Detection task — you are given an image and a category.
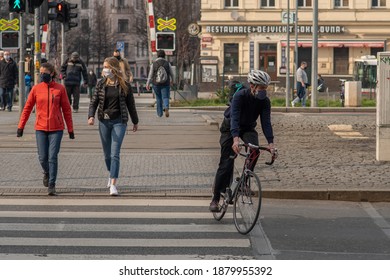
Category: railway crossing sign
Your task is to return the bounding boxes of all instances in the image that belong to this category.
[157,18,176,31]
[0,18,20,31]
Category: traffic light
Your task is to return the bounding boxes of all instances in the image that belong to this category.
[56,1,67,23]
[8,0,26,13]
[156,32,175,51]
[65,3,78,30]
[28,0,44,13]
[47,0,59,21]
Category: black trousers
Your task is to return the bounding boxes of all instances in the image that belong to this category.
[66,85,81,110]
[212,118,259,200]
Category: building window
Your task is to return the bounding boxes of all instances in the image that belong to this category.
[334,0,349,7]
[118,0,125,8]
[136,42,140,57]
[124,42,129,58]
[225,0,239,8]
[224,43,239,73]
[298,0,312,7]
[81,19,89,33]
[142,42,146,57]
[118,19,129,33]
[372,0,386,7]
[81,0,89,9]
[261,0,275,7]
[334,47,349,75]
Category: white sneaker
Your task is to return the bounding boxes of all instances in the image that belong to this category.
[109,185,119,196]
[291,101,295,107]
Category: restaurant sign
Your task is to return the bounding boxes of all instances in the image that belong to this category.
[205,25,345,34]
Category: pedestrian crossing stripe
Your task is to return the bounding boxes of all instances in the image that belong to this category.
[0,238,250,248]
[0,198,257,260]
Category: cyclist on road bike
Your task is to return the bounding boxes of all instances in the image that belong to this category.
[209,70,276,212]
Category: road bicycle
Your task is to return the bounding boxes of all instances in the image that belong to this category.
[213,143,277,235]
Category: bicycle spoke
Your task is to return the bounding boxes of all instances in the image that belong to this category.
[233,171,262,235]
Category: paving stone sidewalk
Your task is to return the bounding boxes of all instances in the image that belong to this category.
[0,95,389,201]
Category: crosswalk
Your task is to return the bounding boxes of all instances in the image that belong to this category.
[0,198,259,260]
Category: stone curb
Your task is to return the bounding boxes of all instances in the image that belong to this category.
[1,189,389,202]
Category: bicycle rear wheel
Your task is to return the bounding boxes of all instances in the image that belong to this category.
[212,192,229,221]
[233,171,262,234]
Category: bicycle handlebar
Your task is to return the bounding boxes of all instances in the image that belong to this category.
[230,143,278,165]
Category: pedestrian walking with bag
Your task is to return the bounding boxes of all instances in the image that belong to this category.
[88,57,139,196]
[146,50,175,118]
[17,62,74,196]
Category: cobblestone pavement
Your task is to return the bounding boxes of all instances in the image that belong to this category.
[0,95,389,201]
[200,109,390,201]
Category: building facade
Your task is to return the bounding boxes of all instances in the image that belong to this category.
[198,0,389,91]
[74,0,149,77]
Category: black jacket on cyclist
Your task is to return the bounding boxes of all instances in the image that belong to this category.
[226,88,274,144]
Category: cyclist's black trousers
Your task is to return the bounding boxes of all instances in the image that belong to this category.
[212,118,259,200]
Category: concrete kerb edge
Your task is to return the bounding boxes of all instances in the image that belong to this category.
[1,189,390,202]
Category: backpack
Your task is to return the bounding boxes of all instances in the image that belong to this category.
[153,60,169,85]
[228,81,244,104]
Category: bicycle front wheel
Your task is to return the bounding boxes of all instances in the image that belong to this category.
[233,171,262,235]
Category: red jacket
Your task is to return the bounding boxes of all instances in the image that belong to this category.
[18,81,74,132]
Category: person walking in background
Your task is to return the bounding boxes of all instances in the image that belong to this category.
[17,62,74,196]
[87,69,97,100]
[209,70,276,212]
[113,49,133,83]
[291,61,308,107]
[146,50,175,118]
[0,51,18,112]
[61,52,88,113]
[25,72,32,101]
[88,57,139,196]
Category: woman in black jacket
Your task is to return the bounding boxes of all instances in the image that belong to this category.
[88,57,139,196]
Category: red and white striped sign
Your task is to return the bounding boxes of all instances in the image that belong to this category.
[147,0,156,53]
[41,24,48,55]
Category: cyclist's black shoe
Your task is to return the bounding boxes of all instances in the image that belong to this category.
[209,200,220,212]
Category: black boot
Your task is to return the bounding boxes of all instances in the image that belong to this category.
[48,184,56,196]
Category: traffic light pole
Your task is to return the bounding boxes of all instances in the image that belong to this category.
[61,22,66,84]
[34,7,41,85]
[18,11,26,114]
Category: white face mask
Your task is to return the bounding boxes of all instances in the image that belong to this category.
[4,55,10,61]
[102,68,114,79]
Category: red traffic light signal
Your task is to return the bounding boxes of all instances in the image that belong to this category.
[56,1,67,23]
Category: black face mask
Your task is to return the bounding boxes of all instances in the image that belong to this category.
[114,55,121,60]
[40,73,52,83]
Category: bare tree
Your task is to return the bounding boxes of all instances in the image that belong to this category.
[153,0,200,84]
[89,0,112,72]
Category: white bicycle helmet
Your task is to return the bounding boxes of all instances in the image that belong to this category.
[247,70,271,86]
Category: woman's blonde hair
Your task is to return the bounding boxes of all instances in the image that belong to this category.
[104,56,128,93]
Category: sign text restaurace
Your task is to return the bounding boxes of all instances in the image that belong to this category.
[205,25,345,34]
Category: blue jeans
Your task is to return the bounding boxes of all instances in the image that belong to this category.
[25,85,32,102]
[36,130,64,186]
[0,87,13,110]
[99,118,127,179]
[292,82,306,107]
[153,85,170,117]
